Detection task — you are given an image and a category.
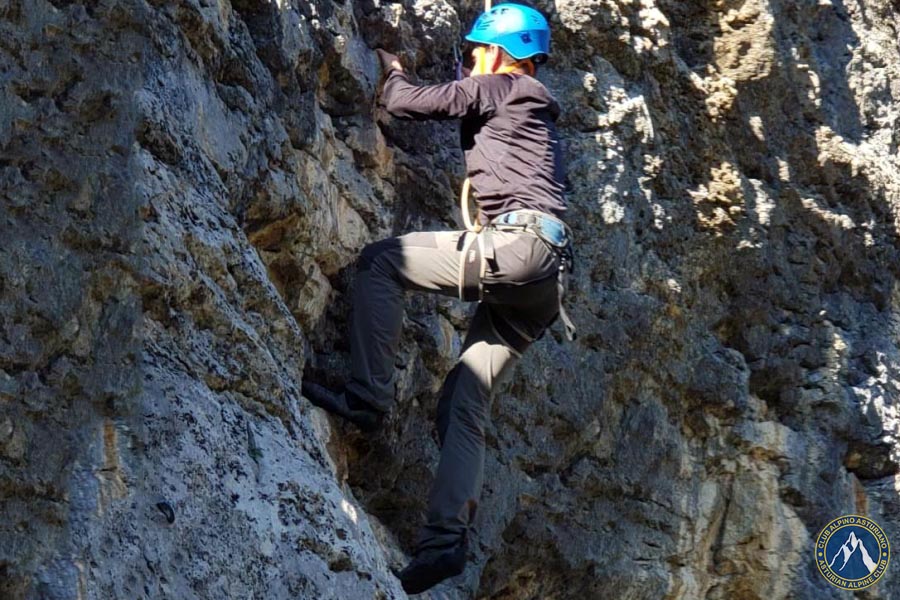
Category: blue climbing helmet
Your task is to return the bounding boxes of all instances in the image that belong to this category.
[464,3,551,64]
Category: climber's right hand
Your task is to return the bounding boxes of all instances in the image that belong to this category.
[375,49,403,74]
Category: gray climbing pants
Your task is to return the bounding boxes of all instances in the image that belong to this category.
[345,228,561,551]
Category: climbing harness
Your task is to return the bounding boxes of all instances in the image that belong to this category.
[456,209,577,344]
[490,209,576,342]
[457,227,489,302]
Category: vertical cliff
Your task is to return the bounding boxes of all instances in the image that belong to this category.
[1,1,899,598]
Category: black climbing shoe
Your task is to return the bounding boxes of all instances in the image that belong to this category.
[397,538,467,595]
[301,381,383,432]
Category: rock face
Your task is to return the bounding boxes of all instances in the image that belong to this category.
[1,0,899,598]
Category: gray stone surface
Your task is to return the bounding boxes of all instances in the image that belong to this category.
[1,0,899,598]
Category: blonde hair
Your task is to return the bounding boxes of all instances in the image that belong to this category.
[498,47,536,75]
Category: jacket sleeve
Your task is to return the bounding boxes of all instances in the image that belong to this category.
[380,70,487,121]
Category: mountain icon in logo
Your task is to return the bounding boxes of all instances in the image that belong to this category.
[828,531,878,575]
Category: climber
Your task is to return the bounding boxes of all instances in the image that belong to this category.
[301,3,573,594]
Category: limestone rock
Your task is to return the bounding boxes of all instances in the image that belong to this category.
[1,1,899,599]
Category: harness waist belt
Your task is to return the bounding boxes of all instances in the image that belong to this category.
[490,209,571,247]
